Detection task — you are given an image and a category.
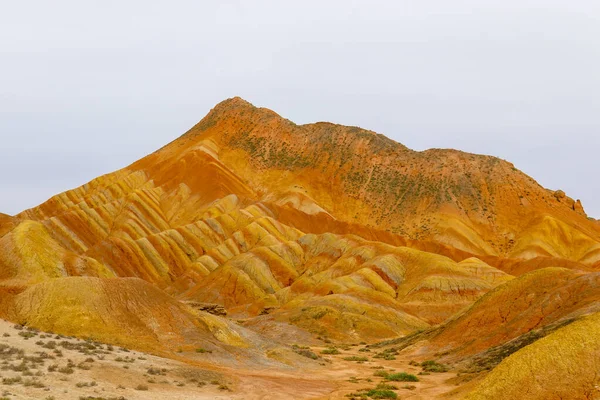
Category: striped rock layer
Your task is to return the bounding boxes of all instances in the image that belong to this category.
[1,98,599,395]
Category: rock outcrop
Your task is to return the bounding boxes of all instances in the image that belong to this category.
[1,98,598,398]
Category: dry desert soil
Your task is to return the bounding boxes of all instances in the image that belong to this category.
[0,318,471,400]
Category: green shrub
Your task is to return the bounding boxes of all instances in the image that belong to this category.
[376,383,398,390]
[294,348,319,360]
[366,389,397,399]
[58,366,74,374]
[386,372,419,382]
[18,331,37,339]
[321,348,341,355]
[195,348,212,354]
[343,356,368,362]
[2,376,22,385]
[345,387,398,399]
[421,360,449,372]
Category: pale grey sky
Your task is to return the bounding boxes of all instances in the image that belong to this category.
[1,1,599,217]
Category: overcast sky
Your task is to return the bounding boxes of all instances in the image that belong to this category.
[1,1,598,217]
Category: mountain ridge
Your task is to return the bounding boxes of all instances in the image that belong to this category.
[1,97,599,399]
[130,97,598,256]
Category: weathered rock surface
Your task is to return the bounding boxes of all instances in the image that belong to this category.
[1,98,598,398]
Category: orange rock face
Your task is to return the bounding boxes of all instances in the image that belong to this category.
[425,268,600,358]
[1,98,599,398]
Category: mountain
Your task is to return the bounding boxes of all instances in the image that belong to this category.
[1,97,599,399]
[465,310,600,400]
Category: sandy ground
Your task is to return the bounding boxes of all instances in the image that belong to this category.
[0,318,242,399]
[0,318,468,399]
[308,345,464,400]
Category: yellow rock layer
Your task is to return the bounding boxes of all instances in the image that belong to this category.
[465,311,600,400]
[1,97,598,352]
[4,276,249,353]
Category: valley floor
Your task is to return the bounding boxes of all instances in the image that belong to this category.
[0,318,472,400]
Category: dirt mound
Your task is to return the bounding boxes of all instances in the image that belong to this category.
[426,267,600,359]
[465,311,600,400]
[3,276,254,355]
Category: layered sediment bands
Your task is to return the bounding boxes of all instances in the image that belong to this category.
[0,220,113,287]
[3,277,253,354]
[488,255,594,276]
[182,233,512,339]
[423,267,600,359]
[83,199,303,288]
[508,215,600,263]
[0,213,17,237]
[150,97,600,257]
[465,311,600,400]
[1,97,599,391]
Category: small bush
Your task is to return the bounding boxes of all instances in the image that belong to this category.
[195,348,212,354]
[75,381,97,388]
[147,367,166,376]
[421,360,449,373]
[58,366,74,374]
[18,331,36,340]
[294,348,319,360]
[376,383,398,390]
[42,341,57,350]
[374,348,398,360]
[23,379,46,389]
[346,387,398,399]
[135,384,149,391]
[343,356,368,362]
[2,376,22,385]
[321,348,340,355]
[386,372,419,382]
[366,389,397,399]
[77,362,92,370]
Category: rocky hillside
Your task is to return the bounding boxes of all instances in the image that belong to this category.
[1,98,599,399]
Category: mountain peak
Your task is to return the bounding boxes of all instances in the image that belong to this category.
[3,98,600,400]
[214,96,255,109]
[142,99,599,257]
[184,97,284,135]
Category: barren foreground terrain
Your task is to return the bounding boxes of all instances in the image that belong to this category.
[0,318,476,400]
